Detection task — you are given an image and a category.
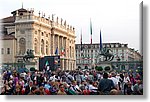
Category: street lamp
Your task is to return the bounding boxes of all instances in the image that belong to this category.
[116,56,121,72]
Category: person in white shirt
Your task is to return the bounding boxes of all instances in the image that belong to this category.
[88,81,98,93]
[109,72,119,90]
[49,73,57,82]
[123,72,130,94]
[70,81,82,94]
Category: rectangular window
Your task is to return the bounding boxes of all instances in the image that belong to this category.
[42,32,44,36]
[1,48,4,54]
[35,31,37,34]
[7,48,10,54]
[46,34,48,37]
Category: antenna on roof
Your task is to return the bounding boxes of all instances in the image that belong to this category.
[22,2,24,8]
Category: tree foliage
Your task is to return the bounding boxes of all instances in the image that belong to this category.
[95,66,103,71]
[104,66,110,71]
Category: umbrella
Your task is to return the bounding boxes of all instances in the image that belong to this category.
[30,67,35,71]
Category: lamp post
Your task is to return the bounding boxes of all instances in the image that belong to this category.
[116,56,121,72]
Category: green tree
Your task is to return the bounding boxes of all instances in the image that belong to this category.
[95,66,98,70]
[95,66,103,71]
[30,67,35,71]
[104,66,110,71]
[98,66,103,71]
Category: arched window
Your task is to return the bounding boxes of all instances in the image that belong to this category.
[46,41,49,55]
[34,38,38,54]
[41,39,44,55]
[19,38,26,55]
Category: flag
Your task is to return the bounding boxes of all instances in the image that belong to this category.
[45,60,49,69]
[80,29,83,56]
[55,47,58,55]
[90,18,92,44]
[54,60,58,64]
[100,29,103,51]
[61,47,65,56]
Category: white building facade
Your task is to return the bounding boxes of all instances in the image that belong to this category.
[75,43,142,71]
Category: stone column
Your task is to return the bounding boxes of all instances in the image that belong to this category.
[44,38,46,56]
[62,60,64,70]
[68,39,70,58]
[50,34,53,55]
[57,35,59,55]
[52,34,55,55]
[64,59,66,71]
[69,62,71,71]
[67,38,69,70]
[70,62,72,70]
[65,60,68,70]
[53,34,55,55]
[54,35,58,55]
[38,30,41,56]
[73,40,76,70]
[61,37,64,70]
[64,37,67,57]
[61,37,63,56]
[60,37,62,51]
[63,38,66,70]
[67,60,69,70]
[59,36,62,55]
[49,33,51,56]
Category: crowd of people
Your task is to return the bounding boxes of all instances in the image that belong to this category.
[0,67,143,95]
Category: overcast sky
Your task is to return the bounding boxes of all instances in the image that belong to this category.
[0,0,142,53]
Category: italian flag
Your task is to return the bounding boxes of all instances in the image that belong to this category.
[61,47,65,56]
[45,60,49,68]
[54,60,58,64]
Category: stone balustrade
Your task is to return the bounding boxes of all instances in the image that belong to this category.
[15,9,75,34]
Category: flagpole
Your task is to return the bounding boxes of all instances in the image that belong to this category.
[81,29,83,52]
[100,29,103,51]
[80,29,84,69]
[55,47,58,55]
[90,18,94,69]
[99,29,103,62]
[90,18,92,44]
